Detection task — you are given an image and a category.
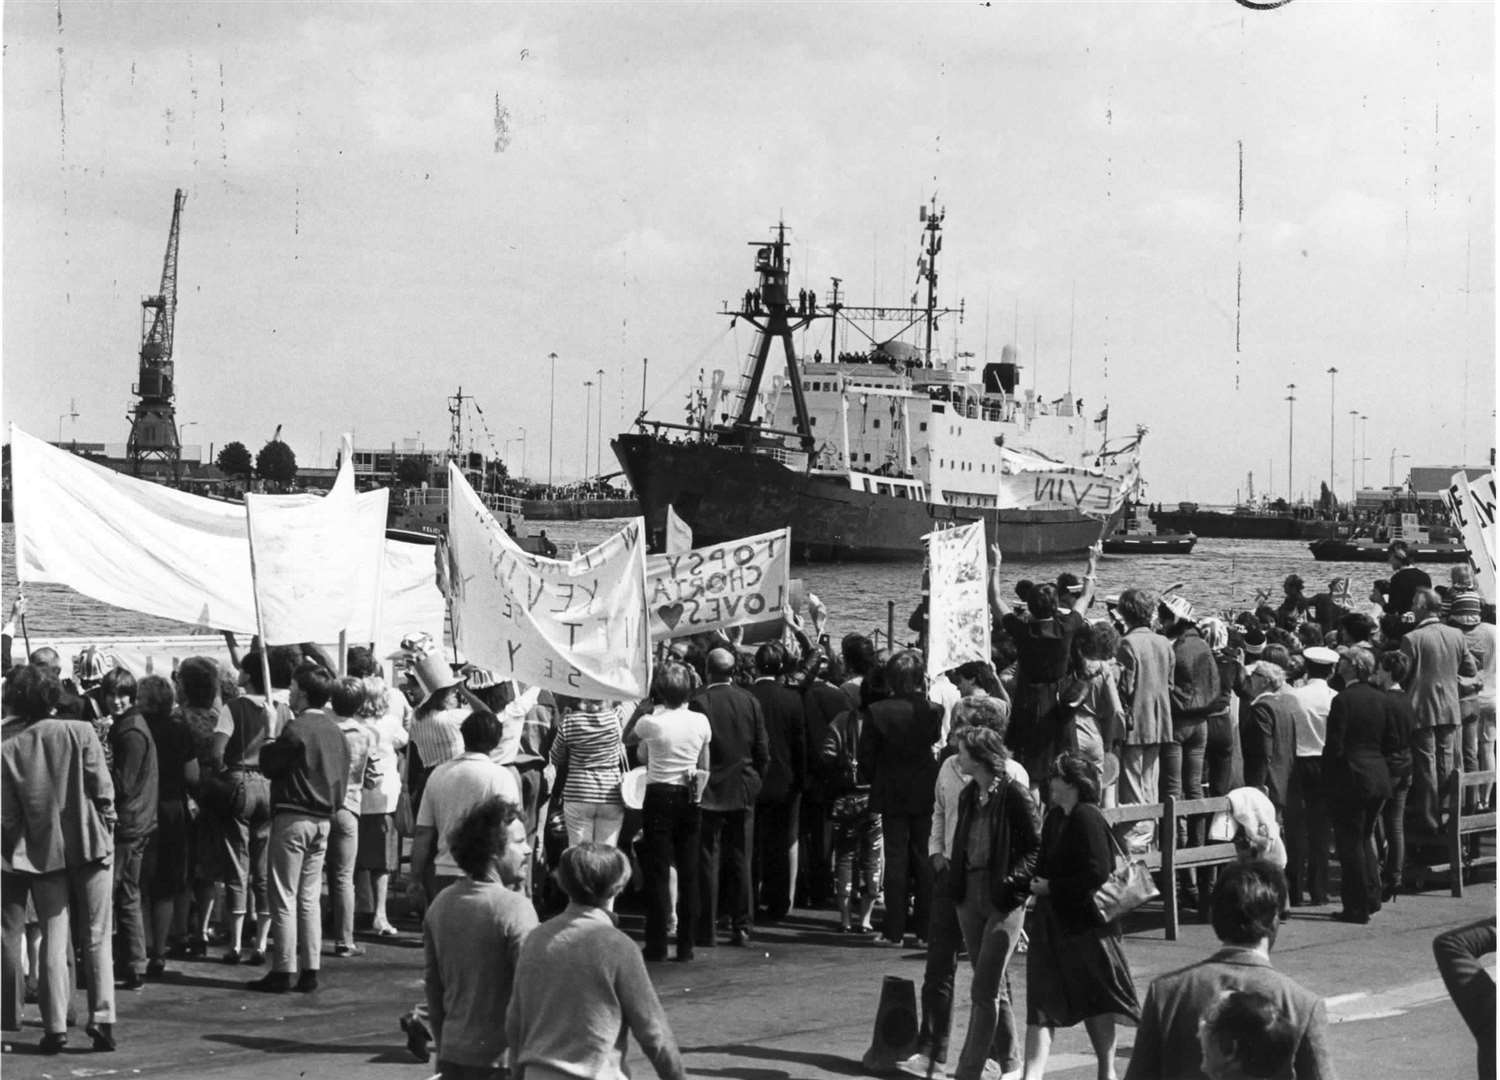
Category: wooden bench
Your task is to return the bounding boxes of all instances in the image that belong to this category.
[1443,768,1496,897]
[1102,795,1240,940]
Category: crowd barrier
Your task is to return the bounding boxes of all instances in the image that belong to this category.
[1429,768,1497,898]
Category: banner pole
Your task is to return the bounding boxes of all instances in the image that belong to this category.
[245,504,279,737]
[337,630,347,676]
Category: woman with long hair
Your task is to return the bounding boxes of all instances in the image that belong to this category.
[1022,752,1140,1079]
[549,696,627,847]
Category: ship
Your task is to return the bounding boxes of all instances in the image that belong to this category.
[1102,501,1197,555]
[612,204,1132,562]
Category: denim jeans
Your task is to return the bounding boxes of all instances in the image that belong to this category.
[1204,710,1242,796]
[562,801,626,847]
[223,770,272,915]
[31,863,114,1033]
[325,807,359,948]
[954,876,1025,1079]
[698,808,752,939]
[880,812,934,943]
[1286,758,1332,903]
[1380,775,1411,891]
[642,784,700,958]
[268,812,330,974]
[1,872,29,1031]
[919,866,962,1061]
[112,834,150,975]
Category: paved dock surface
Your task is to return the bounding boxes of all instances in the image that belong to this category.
[2,879,1492,1079]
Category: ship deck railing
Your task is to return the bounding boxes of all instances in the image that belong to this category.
[404,487,523,516]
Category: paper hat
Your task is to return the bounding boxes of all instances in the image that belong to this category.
[1242,628,1267,655]
[1159,594,1193,623]
[411,652,462,709]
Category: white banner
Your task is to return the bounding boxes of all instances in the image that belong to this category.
[665,504,693,555]
[446,464,651,699]
[646,528,791,641]
[997,446,1126,516]
[246,439,386,645]
[10,426,441,649]
[925,520,991,678]
[1443,470,1497,602]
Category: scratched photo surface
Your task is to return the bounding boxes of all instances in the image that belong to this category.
[1,3,1490,507]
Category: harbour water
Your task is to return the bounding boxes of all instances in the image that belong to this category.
[2,522,1467,646]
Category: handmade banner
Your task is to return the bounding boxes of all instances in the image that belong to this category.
[665,504,693,555]
[1443,470,1497,601]
[924,520,991,678]
[645,528,791,641]
[10,426,441,647]
[446,463,651,699]
[246,438,387,645]
[997,446,1127,517]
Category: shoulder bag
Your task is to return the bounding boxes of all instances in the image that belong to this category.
[1092,822,1159,923]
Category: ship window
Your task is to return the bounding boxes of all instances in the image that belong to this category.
[810,416,817,425]
[863,453,871,462]
[919,422,927,432]
[873,419,881,429]
[877,483,892,496]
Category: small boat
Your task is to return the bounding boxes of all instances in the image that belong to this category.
[1102,502,1196,555]
[1103,531,1197,555]
[1308,511,1468,563]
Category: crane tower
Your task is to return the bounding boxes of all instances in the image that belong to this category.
[126,188,186,478]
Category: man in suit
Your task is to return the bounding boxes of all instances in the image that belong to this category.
[1401,587,1481,832]
[1115,588,1174,850]
[747,643,806,923]
[690,648,769,946]
[1322,646,1395,924]
[1125,860,1334,1080]
[1240,661,1298,815]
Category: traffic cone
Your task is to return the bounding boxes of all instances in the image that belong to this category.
[860,974,920,1073]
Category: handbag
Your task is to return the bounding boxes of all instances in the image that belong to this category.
[1092,825,1159,923]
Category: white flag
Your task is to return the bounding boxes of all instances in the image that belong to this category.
[646,528,791,641]
[925,521,991,678]
[245,436,386,645]
[997,446,1126,517]
[1443,471,1497,602]
[665,504,694,555]
[446,464,651,699]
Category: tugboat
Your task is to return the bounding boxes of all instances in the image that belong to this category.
[1103,501,1197,555]
[1308,511,1468,563]
[612,203,1133,561]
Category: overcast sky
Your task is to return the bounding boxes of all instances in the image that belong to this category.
[4,1,1493,503]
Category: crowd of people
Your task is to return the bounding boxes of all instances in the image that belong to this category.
[0,531,1494,1079]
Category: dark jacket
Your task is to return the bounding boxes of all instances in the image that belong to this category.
[1242,691,1298,808]
[749,678,806,804]
[1168,628,1220,723]
[801,679,850,800]
[819,707,871,794]
[1322,681,1395,803]
[1036,801,1115,933]
[260,708,350,819]
[109,710,159,840]
[1381,688,1417,784]
[690,682,769,812]
[948,776,1041,911]
[861,695,941,817]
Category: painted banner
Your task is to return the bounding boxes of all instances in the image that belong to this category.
[1443,470,1497,602]
[665,504,693,555]
[10,426,441,649]
[645,528,791,641]
[925,520,991,678]
[996,446,1127,516]
[246,438,387,644]
[446,463,651,699]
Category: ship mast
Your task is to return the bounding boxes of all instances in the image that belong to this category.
[920,199,942,367]
[725,223,820,453]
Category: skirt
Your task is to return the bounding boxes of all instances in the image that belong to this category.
[1025,896,1140,1028]
[146,799,192,897]
[357,813,401,872]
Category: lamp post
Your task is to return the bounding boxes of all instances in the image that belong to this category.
[1359,415,1368,489]
[583,379,595,481]
[1389,449,1411,488]
[518,426,526,479]
[1356,408,1368,507]
[1326,366,1338,506]
[1285,383,1297,502]
[179,420,199,464]
[596,367,606,476]
[547,352,558,491]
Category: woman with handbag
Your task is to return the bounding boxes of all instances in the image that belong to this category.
[1022,751,1140,1080]
[946,724,1041,1080]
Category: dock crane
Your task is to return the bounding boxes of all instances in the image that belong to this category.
[126,188,186,479]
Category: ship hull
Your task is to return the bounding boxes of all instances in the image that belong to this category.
[1103,533,1197,555]
[1309,538,1469,563]
[613,433,1117,562]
